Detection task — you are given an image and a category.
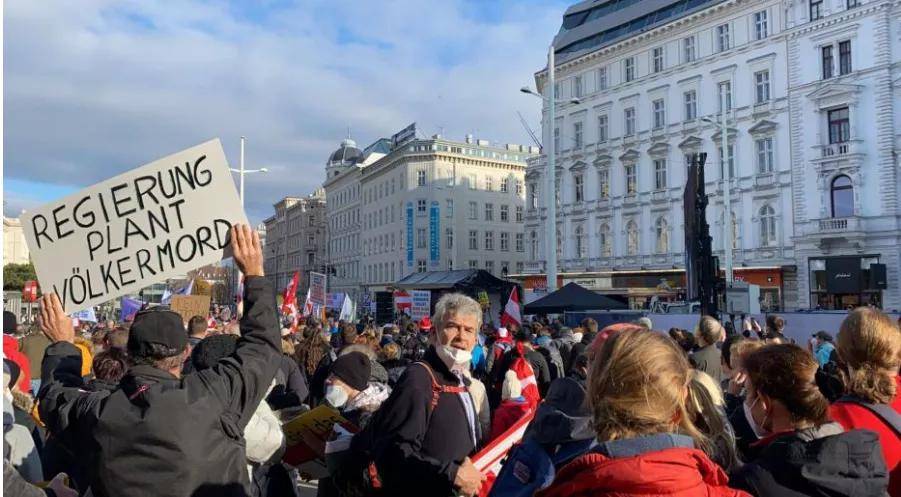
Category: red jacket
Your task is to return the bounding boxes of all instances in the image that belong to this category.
[829,375,901,496]
[3,334,32,393]
[536,447,751,497]
[489,398,530,441]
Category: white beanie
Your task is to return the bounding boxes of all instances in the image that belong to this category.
[497,327,509,338]
[501,370,522,400]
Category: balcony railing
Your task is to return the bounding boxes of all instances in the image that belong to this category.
[821,142,850,158]
[819,218,847,231]
[524,261,545,274]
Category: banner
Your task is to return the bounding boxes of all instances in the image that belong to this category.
[21,139,248,313]
[472,409,536,497]
[394,290,412,316]
[169,295,212,323]
[119,297,143,322]
[406,202,414,268]
[72,307,97,322]
[309,272,326,306]
[410,290,431,322]
[429,200,440,268]
[326,292,345,310]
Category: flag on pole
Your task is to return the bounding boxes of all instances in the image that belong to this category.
[162,279,194,304]
[281,272,300,320]
[339,295,355,322]
[302,288,314,317]
[500,287,522,328]
[471,408,536,497]
[120,297,143,322]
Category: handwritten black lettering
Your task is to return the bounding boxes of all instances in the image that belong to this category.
[72,196,96,229]
[110,183,136,217]
[193,155,211,187]
[31,214,52,249]
[133,175,159,210]
[52,204,74,240]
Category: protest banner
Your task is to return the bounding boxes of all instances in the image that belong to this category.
[119,297,143,321]
[326,292,345,310]
[21,139,248,313]
[282,405,358,478]
[410,290,431,321]
[169,295,212,323]
[472,408,536,497]
[309,272,326,307]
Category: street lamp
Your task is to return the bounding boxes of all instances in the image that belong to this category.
[230,136,269,207]
[701,95,733,285]
[519,46,581,293]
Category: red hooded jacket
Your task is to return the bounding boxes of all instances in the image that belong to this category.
[3,334,32,392]
[536,447,751,497]
[829,375,901,496]
[489,398,531,441]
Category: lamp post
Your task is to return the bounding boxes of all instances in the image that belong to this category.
[702,90,734,285]
[520,45,580,293]
[230,136,269,207]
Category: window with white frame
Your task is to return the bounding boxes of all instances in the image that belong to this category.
[484,231,494,251]
[500,232,509,252]
[839,40,852,75]
[529,231,538,259]
[573,174,584,202]
[417,169,426,186]
[597,67,608,90]
[718,144,736,178]
[599,168,610,199]
[516,233,524,252]
[822,45,834,79]
[573,75,583,98]
[484,260,494,273]
[511,205,521,222]
[652,47,664,73]
[515,179,523,195]
[484,203,494,222]
[810,0,823,20]
[684,90,697,120]
[597,114,609,142]
[573,121,583,148]
[500,178,508,193]
[717,81,733,112]
[599,224,612,257]
[500,204,509,222]
[485,176,494,191]
[683,36,696,63]
[446,199,453,217]
[575,225,586,259]
[847,0,860,7]
[624,57,635,82]
[468,230,478,250]
[417,260,426,273]
[416,228,426,249]
[626,220,639,255]
[556,229,563,257]
[656,217,669,253]
[625,164,637,194]
[828,107,850,144]
[756,137,774,173]
[468,260,478,269]
[652,99,666,129]
[529,183,539,209]
[468,173,477,189]
[754,10,768,40]
[716,24,731,52]
[654,159,667,190]
[755,70,771,104]
[468,201,477,220]
[624,107,636,136]
[759,205,777,246]
[446,228,453,249]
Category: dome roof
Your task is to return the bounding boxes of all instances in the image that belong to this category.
[328,138,363,166]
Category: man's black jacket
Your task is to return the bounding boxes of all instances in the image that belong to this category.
[38,276,281,497]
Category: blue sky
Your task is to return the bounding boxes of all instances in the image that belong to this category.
[4,0,570,223]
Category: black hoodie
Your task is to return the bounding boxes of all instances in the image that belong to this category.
[568,331,597,365]
[730,423,889,497]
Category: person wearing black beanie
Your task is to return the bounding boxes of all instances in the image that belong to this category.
[326,352,371,407]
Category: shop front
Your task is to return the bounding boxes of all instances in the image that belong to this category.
[808,255,884,310]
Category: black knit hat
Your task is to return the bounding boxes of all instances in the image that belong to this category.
[191,334,239,371]
[3,311,17,334]
[128,308,189,357]
[330,352,370,391]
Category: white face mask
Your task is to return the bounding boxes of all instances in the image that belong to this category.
[325,384,349,408]
[743,395,769,439]
[436,344,472,369]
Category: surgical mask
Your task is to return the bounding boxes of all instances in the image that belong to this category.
[325,384,349,408]
[436,344,472,369]
[743,395,769,439]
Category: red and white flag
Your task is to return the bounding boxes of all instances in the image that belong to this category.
[500,287,522,328]
[282,272,300,316]
[394,290,412,315]
[302,288,314,317]
[472,408,536,497]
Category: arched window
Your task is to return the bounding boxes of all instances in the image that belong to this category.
[599,224,612,257]
[831,175,853,218]
[575,225,586,259]
[529,231,538,260]
[759,205,777,247]
[626,221,639,256]
[656,217,669,254]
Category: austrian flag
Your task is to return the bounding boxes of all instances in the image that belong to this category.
[501,287,522,328]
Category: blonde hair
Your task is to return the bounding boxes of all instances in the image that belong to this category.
[837,307,901,404]
[281,338,295,356]
[695,316,723,347]
[588,328,707,448]
[687,370,738,472]
[380,342,401,362]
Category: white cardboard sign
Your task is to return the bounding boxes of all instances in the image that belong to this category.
[22,139,248,313]
[410,290,431,322]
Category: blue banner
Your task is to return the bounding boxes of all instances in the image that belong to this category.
[406,202,414,268]
[429,201,440,268]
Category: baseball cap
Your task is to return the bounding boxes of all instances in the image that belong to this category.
[128,308,189,357]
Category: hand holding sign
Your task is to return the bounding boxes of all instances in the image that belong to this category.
[39,293,75,344]
[231,224,264,277]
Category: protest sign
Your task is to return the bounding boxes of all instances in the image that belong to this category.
[309,272,326,306]
[282,405,358,478]
[119,297,143,321]
[169,295,212,323]
[472,408,536,497]
[22,139,248,313]
[326,292,345,310]
[410,290,431,321]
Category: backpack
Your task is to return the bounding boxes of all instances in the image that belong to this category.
[332,361,468,497]
[488,436,592,497]
[539,345,565,382]
[836,395,901,436]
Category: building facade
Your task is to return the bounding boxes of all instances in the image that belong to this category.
[262,190,328,297]
[323,128,537,301]
[3,217,30,266]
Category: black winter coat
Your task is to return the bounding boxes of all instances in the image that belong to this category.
[568,331,597,365]
[354,347,477,497]
[730,424,889,497]
[38,276,282,497]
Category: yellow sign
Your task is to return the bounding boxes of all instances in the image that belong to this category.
[169,295,211,324]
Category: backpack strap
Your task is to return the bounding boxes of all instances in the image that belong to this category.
[837,395,901,436]
[412,361,467,411]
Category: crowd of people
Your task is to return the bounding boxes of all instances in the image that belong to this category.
[2,224,900,497]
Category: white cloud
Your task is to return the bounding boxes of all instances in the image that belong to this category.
[4,0,566,221]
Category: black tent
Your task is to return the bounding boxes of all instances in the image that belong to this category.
[524,282,629,314]
[394,269,511,293]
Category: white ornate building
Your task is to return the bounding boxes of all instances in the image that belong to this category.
[262,190,328,296]
[522,0,900,311]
